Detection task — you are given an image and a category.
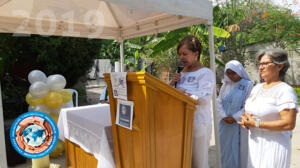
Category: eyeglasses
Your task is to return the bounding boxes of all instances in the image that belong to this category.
[258,61,274,67]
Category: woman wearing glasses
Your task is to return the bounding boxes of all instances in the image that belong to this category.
[238,49,298,168]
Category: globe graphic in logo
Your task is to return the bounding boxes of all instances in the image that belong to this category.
[10,112,58,158]
[22,124,46,147]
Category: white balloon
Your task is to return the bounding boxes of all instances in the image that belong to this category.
[29,81,49,99]
[28,70,47,84]
[33,104,51,114]
[47,74,66,91]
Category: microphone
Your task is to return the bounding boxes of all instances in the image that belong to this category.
[175,61,184,88]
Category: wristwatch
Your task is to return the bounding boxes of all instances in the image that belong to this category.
[255,119,260,128]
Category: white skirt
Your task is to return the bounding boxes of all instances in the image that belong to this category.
[247,129,291,168]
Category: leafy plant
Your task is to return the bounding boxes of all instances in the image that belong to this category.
[0,33,105,118]
[151,48,178,79]
[294,88,300,105]
[0,34,103,87]
[1,73,28,119]
[99,35,157,65]
[214,0,300,64]
[149,25,230,67]
[124,51,141,71]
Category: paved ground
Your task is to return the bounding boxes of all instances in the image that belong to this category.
[8,86,300,168]
[290,111,300,168]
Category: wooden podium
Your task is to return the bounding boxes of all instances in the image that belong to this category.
[104,72,198,168]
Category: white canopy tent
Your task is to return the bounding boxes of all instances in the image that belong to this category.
[0,0,220,167]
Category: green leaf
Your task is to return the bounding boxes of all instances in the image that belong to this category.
[139,65,149,72]
[134,51,139,58]
[149,28,189,57]
[126,42,142,49]
[202,26,230,38]
[212,26,230,38]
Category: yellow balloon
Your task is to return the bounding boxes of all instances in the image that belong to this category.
[25,93,44,106]
[49,114,59,123]
[59,89,72,103]
[50,140,65,158]
[44,91,63,108]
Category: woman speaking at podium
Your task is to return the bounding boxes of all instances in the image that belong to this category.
[170,35,214,168]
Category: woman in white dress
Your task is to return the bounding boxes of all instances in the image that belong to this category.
[238,49,298,168]
[170,35,214,168]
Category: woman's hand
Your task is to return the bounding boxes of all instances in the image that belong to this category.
[238,109,297,131]
[238,112,254,129]
[242,112,256,128]
[222,116,236,124]
[170,73,181,86]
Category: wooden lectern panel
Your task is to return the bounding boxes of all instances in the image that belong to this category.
[104,72,198,168]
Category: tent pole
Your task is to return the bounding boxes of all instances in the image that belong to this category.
[208,22,221,168]
[120,41,124,72]
[0,82,8,168]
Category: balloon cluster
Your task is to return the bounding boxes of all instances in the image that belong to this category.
[26,70,72,118]
[26,70,71,158]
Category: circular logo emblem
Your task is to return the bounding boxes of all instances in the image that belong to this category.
[10,111,59,159]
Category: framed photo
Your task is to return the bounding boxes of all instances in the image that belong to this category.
[116,99,134,130]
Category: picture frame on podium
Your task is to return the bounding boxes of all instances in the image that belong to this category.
[116,99,134,130]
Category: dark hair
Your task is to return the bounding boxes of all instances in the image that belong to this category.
[177,35,202,60]
[256,48,290,81]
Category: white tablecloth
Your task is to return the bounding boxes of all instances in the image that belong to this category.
[58,104,115,168]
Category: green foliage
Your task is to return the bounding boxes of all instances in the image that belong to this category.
[98,40,122,64]
[152,48,178,79]
[203,26,230,38]
[294,88,300,105]
[246,4,300,49]
[0,33,102,87]
[149,28,189,58]
[214,0,300,63]
[0,33,103,119]
[149,25,229,68]
[99,35,157,65]
[1,73,28,119]
[139,64,149,72]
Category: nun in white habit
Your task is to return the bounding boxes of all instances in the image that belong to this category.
[217,60,253,168]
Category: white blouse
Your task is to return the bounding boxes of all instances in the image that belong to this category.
[177,67,215,124]
[245,82,298,138]
[246,82,298,122]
